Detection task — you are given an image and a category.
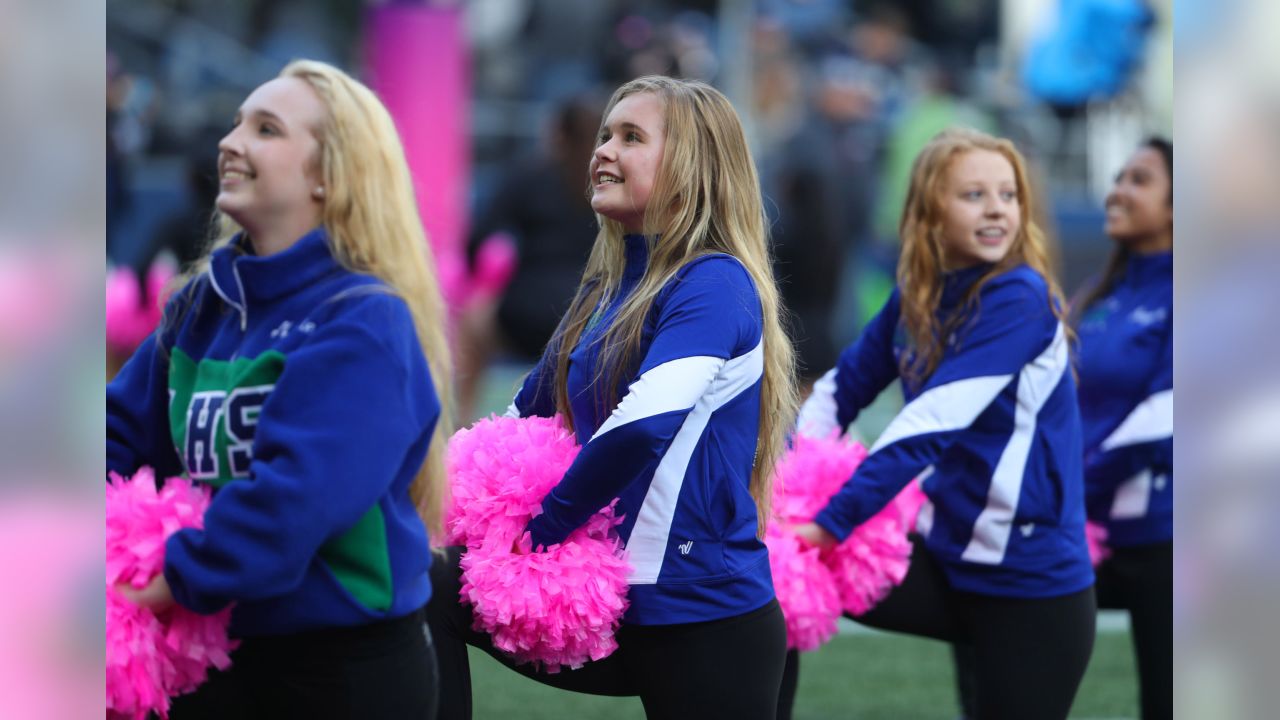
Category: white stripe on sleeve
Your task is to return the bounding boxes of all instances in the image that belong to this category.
[592,355,727,440]
[796,367,840,438]
[869,375,1014,454]
[1100,389,1173,451]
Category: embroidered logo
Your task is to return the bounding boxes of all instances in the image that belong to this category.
[1128,306,1168,327]
[678,540,694,556]
[1019,522,1035,538]
[185,385,274,480]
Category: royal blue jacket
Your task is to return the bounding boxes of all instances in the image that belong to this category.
[511,235,775,625]
[1076,250,1172,547]
[107,229,440,636]
[797,264,1094,598]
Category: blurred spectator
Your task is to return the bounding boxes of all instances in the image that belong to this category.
[106,54,132,259]
[127,124,225,280]
[455,93,605,419]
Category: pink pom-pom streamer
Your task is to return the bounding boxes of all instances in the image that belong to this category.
[446,415,631,671]
[445,414,582,549]
[1085,520,1111,567]
[106,468,236,719]
[106,262,175,354]
[468,233,518,303]
[770,433,921,636]
[765,526,842,651]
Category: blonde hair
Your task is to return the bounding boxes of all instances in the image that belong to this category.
[175,60,453,536]
[897,127,1069,390]
[547,76,798,536]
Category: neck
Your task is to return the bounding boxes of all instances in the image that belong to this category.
[244,215,322,257]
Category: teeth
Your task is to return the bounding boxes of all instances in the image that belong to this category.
[598,173,622,184]
[223,170,251,180]
[977,228,1003,237]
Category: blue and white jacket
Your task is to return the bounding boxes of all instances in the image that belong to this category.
[511,235,774,625]
[107,229,440,636]
[1076,250,1172,547]
[797,264,1094,598]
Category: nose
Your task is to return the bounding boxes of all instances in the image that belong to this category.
[593,138,616,164]
[217,126,243,159]
[1105,182,1127,207]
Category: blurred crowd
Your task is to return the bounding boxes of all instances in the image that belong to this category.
[107,0,1169,397]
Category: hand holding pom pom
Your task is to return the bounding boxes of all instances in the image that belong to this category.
[767,433,923,650]
[445,415,631,671]
[790,521,837,552]
[116,573,174,612]
[105,468,237,720]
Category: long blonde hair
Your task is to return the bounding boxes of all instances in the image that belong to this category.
[547,76,798,536]
[174,60,453,536]
[897,127,1069,390]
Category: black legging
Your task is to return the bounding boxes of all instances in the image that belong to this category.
[168,608,438,719]
[1095,541,1172,719]
[427,546,787,720]
[777,535,1096,720]
[951,540,1173,720]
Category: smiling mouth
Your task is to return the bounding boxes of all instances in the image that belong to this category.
[596,172,623,185]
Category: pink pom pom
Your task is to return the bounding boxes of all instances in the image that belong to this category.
[1085,521,1111,567]
[469,233,518,302]
[825,486,918,617]
[445,415,582,548]
[446,416,631,671]
[770,433,920,623]
[765,526,841,651]
[106,469,237,719]
[772,433,869,524]
[106,261,174,355]
[459,508,630,671]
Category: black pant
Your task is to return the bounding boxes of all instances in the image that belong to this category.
[167,608,438,720]
[778,536,1096,720]
[952,540,1173,720]
[427,546,787,720]
[1095,541,1173,720]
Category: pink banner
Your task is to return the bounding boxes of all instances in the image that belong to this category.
[364,4,470,310]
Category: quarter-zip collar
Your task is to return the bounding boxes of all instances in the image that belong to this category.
[208,227,339,328]
[940,262,995,309]
[622,233,649,285]
[1123,249,1172,286]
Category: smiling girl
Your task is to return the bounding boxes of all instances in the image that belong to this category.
[426,75,797,719]
[1074,137,1173,719]
[782,128,1096,719]
[106,61,451,718]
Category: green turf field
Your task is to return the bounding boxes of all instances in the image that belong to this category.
[466,628,1139,719]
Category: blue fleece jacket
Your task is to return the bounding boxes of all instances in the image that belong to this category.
[106,228,439,636]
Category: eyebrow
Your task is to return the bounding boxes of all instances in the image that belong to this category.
[235,108,287,126]
[604,121,649,135]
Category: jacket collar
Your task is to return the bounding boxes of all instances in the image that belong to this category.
[207,227,339,320]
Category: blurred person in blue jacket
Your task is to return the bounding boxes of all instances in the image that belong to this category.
[1075,137,1172,719]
